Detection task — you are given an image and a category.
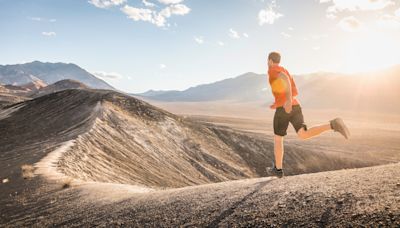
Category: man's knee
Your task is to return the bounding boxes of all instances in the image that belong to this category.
[297,127,308,140]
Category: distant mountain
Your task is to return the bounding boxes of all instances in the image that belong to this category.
[0,61,114,90]
[135,72,269,102]
[297,65,400,112]
[136,65,400,113]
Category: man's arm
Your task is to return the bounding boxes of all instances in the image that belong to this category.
[278,72,292,113]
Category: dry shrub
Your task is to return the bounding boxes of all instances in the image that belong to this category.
[62,178,73,189]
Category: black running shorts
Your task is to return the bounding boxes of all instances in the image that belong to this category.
[273,104,307,136]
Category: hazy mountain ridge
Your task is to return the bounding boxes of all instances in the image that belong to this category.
[136,65,400,113]
[135,72,268,102]
[0,61,114,90]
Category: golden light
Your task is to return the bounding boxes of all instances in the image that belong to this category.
[341,31,400,74]
[271,78,287,94]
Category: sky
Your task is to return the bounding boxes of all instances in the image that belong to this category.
[1,0,400,93]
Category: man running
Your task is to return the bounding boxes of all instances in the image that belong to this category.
[267,51,350,178]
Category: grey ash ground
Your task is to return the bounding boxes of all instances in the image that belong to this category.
[0,89,399,227]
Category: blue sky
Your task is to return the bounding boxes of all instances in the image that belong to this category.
[1,0,400,93]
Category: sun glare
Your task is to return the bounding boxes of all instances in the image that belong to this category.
[341,32,400,74]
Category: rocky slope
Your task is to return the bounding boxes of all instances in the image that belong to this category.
[0,88,398,226]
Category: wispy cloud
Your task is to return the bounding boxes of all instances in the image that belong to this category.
[42,31,56,36]
[29,17,42,21]
[242,33,249,38]
[376,14,400,29]
[312,46,321,51]
[160,64,167,69]
[89,0,127,9]
[337,16,362,32]
[92,71,123,79]
[321,0,394,18]
[158,0,183,4]
[281,32,291,38]
[28,17,56,22]
[120,3,190,27]
[304,34,328,40]
[142,0,156,7]
[194,36,204,44]
[229,28,240,39]
[160,4,190,17]
[121,6,154,23]
[217,41,225,46]
[258,0,283,25]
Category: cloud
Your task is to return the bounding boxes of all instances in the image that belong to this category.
[158,0,183,4]
[89,0,127,8]
[309,34,328,40]
[217,41,225,46]
[242,33,249,38]
[42,31,56,36]
[121,3,190,27]
[29,17,42,21]
[321,0,394,18]
[322,0,394,12]
[29,17,56,22]
[92,71,123,79]
[312,46,321,51]
[288,26,294,31]
[337,16,362,32]
[160,4,191,17]
[160,64,167,69]
[326,13,337,20]
[194,36,204,44]
[377,14,400,29]
[121,6,155,23]
[258,1,283,25]
[143,0,156,7]
[281,32,291,38]
[229,28,240,39]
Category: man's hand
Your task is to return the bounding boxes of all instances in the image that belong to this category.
[283,100,292,113]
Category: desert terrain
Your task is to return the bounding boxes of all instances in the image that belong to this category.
[0,88,399,227]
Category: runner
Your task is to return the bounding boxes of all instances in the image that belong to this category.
[267,51,350,178]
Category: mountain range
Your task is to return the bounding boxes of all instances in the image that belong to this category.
[0,61,114,90]
[135,65,400,113]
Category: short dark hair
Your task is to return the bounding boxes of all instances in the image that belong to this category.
[268,52,281,64]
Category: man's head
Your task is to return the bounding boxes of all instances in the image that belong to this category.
[268,52,281,67]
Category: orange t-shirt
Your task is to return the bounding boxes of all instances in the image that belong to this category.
[268,65,300,109]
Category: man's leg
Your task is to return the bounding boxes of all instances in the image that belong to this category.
[274,135,284,169]
[290,105,346,140]
[297,124,331,140]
